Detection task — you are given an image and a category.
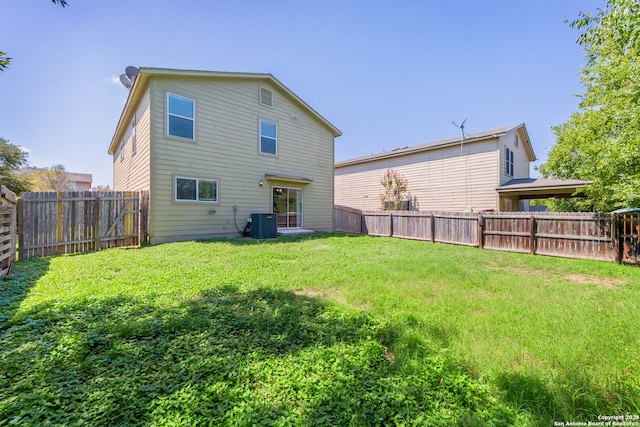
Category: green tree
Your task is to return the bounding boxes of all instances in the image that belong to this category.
[0,52,10,72]
[0,138,32,194]
[540,0,640,211]
[1,1,67,72]
[30,164,69,192]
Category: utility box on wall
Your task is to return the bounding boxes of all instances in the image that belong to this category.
[250,213,277,239]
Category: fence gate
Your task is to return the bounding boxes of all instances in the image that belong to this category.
[619,212,640,265]
[0,186,17,274]
[19,191,149,259]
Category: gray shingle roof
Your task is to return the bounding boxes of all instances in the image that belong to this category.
[336,123,527,167]
[496,178,591,191]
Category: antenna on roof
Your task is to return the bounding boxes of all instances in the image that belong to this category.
[452,118,470,211]
[452,118,469,141]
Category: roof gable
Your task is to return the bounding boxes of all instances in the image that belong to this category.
[108,67,341,154]
[335,123,536,168]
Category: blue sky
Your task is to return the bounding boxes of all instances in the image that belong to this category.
[1,0,602,187]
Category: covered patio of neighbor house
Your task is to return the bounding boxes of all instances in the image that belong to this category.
[496,178,591,211]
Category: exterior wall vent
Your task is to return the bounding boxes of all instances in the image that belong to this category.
[260,88,273,107]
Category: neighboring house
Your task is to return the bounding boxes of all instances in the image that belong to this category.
[66,173,93,191]
[108,67,341,244]
[17,169,92,191]
[335,124,587,212]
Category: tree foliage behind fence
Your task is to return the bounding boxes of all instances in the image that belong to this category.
[335,206,638,265]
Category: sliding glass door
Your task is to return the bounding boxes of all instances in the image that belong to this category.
[273,187,302,228]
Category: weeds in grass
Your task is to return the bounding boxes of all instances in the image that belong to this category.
[1,233,638,425]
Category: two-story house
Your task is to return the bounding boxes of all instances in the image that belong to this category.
[108,68,341,244]
[335,124,586,212]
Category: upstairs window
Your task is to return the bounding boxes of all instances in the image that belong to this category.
[506,147,514,176]
[260,119,277,155]
[167,93,194,139]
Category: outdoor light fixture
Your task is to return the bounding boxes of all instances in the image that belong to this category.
[259,180,264,187]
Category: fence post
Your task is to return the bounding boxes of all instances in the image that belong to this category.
[611,214,618,263]
[477,215,484,249]
[388,212,393,237]
[18,196,24,261]
[530,214,537,255]
[94,195,101,251]
[430,214,435,243]
[56,192,63,255]
[618,214,624,264]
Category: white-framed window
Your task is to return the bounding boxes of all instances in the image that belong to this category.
[119,138,125,160]
[506,147,514,176]
[260,87,273,107]
[175,176,218,202]
[167,93,195,140]
[259,119,277,155]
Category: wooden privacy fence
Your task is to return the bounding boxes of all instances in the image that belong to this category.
[0,186,17,275]
[19,191,149,259]
[335,206,637,265]
[619,211,640,265]
[335,205,363,234]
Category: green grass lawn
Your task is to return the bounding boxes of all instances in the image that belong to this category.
[1,233,638,426]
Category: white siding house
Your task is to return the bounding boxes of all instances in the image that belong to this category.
[109,68,341,244]
[335,124,537,212]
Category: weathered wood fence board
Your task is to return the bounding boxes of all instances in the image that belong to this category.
[363,212,392,236]
[534,213,614,261]
[434,213,478,246]
[336,208,633,265]
[0,186,17,275]
[619,212,640,265]
[334,205,362,234]
[392,212,432,241]
[18,191,149,259]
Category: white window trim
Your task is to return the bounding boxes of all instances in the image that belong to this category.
[174,176,219,203]
[272,186,303,228]
[259,118,278,156]
[506,147,514,177]
[167,92,195,140]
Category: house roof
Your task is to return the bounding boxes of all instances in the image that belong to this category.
[496,178,591,199]
[108,67,342,155]
[335,123,536,168]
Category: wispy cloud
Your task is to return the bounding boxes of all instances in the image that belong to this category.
[17,146,31,153]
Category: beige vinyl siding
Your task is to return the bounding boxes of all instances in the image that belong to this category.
[148,77,335,243]
[499,129,531,185]
[335,138,500,212]
[497,130,531,211]
[113,88,151,191]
